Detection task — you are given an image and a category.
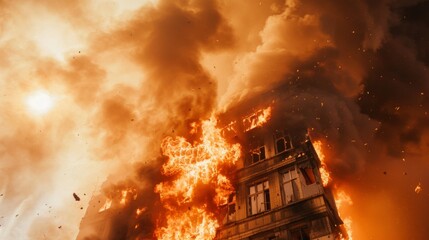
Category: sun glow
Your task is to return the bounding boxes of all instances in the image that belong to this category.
[26,90,55,115]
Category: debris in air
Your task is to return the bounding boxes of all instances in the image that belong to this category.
[73,193,81,201]
[415,183,422,194]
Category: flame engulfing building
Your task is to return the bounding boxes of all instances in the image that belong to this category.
[76,96,347,240]
[215,103,345,240]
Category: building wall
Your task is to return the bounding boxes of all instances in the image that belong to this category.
[216,124,343,240]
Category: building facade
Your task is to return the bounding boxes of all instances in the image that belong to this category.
[216,106,344,240]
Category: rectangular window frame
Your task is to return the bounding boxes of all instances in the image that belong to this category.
[300,167,316,185]
[250,146,266,164]
[290,225,310,240]
[248,180,271,216]
[226,193,236,223]
[310,217,331,238]
[274,131,293,154]
[281,167,301,204]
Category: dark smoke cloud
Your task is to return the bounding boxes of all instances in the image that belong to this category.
[222,0,428,167]
[97,0,233,123]
[83,0,235,239]
[219,0,429,239]
[78,0,429,238]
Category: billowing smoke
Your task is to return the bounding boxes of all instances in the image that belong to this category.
[1,0,428,239]
[218,0,429,239]
[86,1,235,239]
[1,0,233,239]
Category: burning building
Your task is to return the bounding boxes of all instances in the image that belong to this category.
[214,102,346,240]
[76,95,348,239]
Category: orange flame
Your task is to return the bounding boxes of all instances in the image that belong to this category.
[120,190,128,205]
[155,118,241,239]
[98,199,112,212]
[136,207,147,216]
[341,218,353,240]
[313,140,353,240]
[313,140,331,186]
[118,188,137,206]
[155,206,218,240]
[243,106,272,131]
[335,191,354,240]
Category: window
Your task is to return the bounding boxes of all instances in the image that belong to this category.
[282,169,300,204]
[310,217,330,238]
[274,132,292,154]
[226,193,236,222]
[300,167,316,185]
[248,180,270,215]
[250,146,266,164]
[298,165,321,197]
[290,227,310,240]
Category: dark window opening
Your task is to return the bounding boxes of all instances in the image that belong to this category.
[291,227,310,240]
[264,189,271,211]
[300,167,316,185]
[276,138,286,153]
[250,146,266,163]
[228,204,236,214]
[275,135,292,154]
[260,147,266,160]
[310,217,330,238]
[226,193,236,222]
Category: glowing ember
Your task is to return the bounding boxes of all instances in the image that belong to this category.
[155,118,241,239]
[415,182,422,194]
[243,106,272,131]
[25,90,55,115]
[136,207,147,216]
[313,140,331,186]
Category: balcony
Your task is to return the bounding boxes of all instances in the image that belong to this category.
[237,148,310,183]
[216,195,328,240]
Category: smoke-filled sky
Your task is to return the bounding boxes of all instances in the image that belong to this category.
[1,0,428,239]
